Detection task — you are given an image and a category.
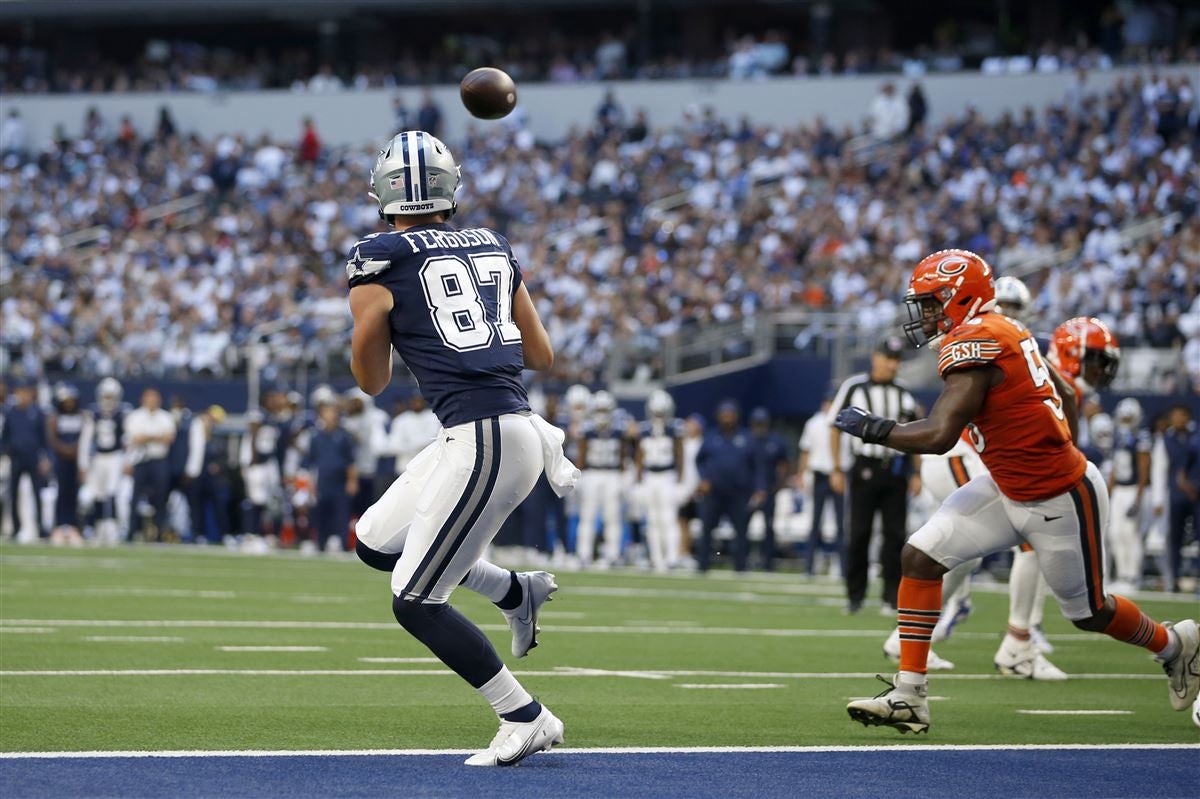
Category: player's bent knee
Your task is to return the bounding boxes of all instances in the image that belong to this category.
[1070,597,1116,632]
[356,539,401,572]
[901,543,947,580]
[391,594,445,633]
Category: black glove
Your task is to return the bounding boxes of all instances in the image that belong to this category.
[834,406,896,445]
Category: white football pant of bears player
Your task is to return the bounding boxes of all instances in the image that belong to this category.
[881,433,982,671]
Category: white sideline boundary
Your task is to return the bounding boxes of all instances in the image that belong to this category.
[1,743,1195,759]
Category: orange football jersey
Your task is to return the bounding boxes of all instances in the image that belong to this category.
[936,312,1085,502]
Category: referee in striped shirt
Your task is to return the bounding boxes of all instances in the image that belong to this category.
[829,335,922,615]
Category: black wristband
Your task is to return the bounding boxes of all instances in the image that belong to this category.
[861,417,897,445]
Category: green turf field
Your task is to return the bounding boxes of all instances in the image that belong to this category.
[1,544,1196,752]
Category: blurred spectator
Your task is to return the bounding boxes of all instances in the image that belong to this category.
[906,82,927,134]
[156,105,177,141]
[596,90,623,136]
[417,89,442,138]
[869,81,909,140]
[307,64,343,93]
[1,108,25,156]
[393,94,410,133]
[298,116,321,163]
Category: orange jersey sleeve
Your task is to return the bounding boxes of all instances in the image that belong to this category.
[936,314,1086,501]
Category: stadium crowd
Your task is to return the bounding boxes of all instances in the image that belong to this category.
[3,0,1195,96]
[1,377,1196,596]
[2,70,1198,389]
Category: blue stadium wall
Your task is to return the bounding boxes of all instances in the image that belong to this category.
[65,358,1198,425]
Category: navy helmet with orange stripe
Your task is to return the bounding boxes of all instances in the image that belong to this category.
[902,249,997,348]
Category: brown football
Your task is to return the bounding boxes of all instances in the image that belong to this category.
[460,67,517,120]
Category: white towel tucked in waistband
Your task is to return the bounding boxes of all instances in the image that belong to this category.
[528,413,580,497]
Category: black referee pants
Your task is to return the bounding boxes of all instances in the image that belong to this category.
[845,460,908,608]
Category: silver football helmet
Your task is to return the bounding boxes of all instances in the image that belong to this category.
[96,377,122,412]
[565,384,591,414]
[369,130,460,217]
[592,390,616,426]
[994,276,1032,320]
[646,389,674,419]
[310,384,336,408]
[1114,397,1143,429]
[1089,412,1115,454]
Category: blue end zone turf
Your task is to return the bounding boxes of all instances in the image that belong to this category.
[2,749,1194,799]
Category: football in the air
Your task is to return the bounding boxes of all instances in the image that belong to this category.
[460,67,517,120]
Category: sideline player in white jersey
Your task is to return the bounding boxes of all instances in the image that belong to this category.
[78,378,128,546]
[347,131,578,766]
[575,390,626,567]
[1105,398,1151,593]
[636,390,684,572]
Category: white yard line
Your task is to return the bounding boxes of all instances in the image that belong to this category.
[216,646,328,652]
[1016,709,1134,715]
[676,683,784,689]
[0,627,55,634]
[0,743,1195,759]
[83,636,184,643]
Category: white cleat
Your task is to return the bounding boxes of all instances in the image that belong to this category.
[932,597,973,643]
[846,674,930,734]
[883,628,955,671]
[1029,625,1055,654]
[1159,619,1200,711]
[994,636,1068,681]
[464,705,565,767]
[500,571,558,658]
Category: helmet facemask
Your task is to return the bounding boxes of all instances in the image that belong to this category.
[1081,348,1120,390]
[903,288,954,348]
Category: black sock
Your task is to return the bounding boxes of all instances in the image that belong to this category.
[501,699,542,723]
[392,597,503,687]
[494,572,523,611]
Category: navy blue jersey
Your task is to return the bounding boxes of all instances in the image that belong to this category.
[346,223,530,428]
[752,432,790,489]
[583,424,625,469]
[638,419,683,472]
[1110,426,1152,487]
[54,411,84,445]
[246,411,289,466]
[305,425,357,495]
[87,404,128,454]
[1,402,48,463]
